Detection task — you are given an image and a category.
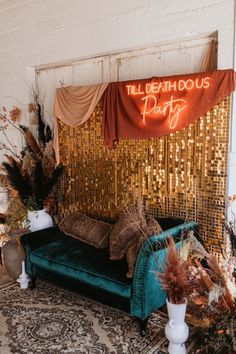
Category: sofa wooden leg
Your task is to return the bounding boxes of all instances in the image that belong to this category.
[29,276,36,290]
[138,317,149,336]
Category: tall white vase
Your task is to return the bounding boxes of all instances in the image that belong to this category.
[28,209,53,232]
[165,298,189,354]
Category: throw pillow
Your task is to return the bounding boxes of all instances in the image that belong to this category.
[145,217,163,236]
[59,212,112,249]
[109,201,147,260]
[125,217,163,278]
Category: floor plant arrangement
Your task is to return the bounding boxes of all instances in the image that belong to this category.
[158,232,236,354]
[0,100,63,288]
[158,236,195,354]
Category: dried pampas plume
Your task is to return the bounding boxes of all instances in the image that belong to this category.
[158,236,194,304]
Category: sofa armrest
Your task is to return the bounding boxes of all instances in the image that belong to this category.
[130,221,198,319]
[21,226,64,252]
[147,221,198,250]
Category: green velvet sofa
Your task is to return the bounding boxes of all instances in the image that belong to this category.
[21,218,198,334]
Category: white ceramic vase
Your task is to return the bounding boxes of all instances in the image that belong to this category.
[165,298,189,354]
[28,209,53,232]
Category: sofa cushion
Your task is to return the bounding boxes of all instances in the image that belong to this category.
[59,212,112,249]
[109,201,147,260]
[29,234,132,299]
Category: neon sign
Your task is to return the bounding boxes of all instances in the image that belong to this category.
[126,77,211,129]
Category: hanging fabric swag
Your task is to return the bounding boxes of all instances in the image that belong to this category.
[54,83,108,162]
[102,69,236,148]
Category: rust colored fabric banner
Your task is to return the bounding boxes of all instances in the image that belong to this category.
[102,69,236,148]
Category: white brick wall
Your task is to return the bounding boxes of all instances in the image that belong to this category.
[0,0,234,108]
[0,0,235,194]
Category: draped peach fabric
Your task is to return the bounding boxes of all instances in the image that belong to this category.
[54,83,108,162]
[200,39,217,72]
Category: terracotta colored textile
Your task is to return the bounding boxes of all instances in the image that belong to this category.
[54,83,108,162]
[102,69,236,148]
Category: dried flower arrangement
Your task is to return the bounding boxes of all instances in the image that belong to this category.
[158,236,196,304]
[0,100,63,211]
[159,231,236,352]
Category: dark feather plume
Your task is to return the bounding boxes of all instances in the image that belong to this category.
[37,103,46,146]
[31,162,63,209]
[32,160,45,209]
[2,159,32,204]
[4,154,21,166]
[45,125,52,143]
[44,164,63,198]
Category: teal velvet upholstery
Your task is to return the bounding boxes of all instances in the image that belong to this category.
[29,236,131,299]
[21,220,198,320]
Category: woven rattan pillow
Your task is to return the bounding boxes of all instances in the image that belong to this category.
[109,201,147,260]
[59,212,112,249]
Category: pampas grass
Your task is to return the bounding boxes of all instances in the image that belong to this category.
[2,159,33,203]
[158,236,195,304]
[206,254,235,311]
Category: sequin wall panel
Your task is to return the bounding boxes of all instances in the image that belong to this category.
[58,97,230,254]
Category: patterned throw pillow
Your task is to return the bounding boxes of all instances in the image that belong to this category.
[109,201,147,260]
[59,212,112,249]
[125,217,163,278]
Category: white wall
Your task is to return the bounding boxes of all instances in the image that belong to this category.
[0,0,235,193]
[0,0,234,105]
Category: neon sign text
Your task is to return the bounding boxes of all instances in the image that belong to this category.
[141,95,187,129]
[126,77,210,96]
[126,76,211,129]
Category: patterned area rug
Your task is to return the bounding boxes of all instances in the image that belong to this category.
[0,281,197,354]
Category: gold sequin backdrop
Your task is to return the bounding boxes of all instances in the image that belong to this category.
[58,97,230,254]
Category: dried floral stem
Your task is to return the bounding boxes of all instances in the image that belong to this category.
[0,142,18,159]
[0,114,23,134]
[1,129,18,156]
